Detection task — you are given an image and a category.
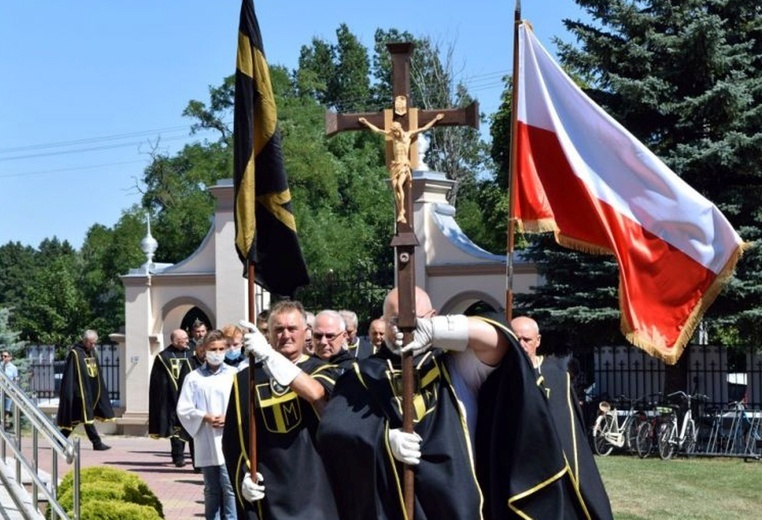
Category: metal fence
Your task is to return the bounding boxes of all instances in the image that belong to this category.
[26,344,121,403]
[591,344,762,410]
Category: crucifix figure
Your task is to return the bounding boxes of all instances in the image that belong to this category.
[358,113,444,223]
[325,41,478,518]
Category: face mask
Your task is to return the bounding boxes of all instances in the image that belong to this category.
[206,351,225,366]
[225,349,241,361]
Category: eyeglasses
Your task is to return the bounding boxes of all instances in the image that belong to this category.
[313,331,343,341]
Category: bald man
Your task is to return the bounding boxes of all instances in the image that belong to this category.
[319,289,612,520]
[366,318,386,354]
[149,328,195,467]
[317,286,508,519]
[511,315,542,367]
[496,315,613,520]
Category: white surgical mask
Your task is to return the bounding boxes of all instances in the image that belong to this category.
[206,351,225,366]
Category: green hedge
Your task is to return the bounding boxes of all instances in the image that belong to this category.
[57,466,164,519]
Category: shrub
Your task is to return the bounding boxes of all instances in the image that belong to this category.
[75,500,163,520]
[57,466,164,518]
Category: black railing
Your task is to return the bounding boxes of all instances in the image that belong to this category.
[590,344,762,411]
[27,344,121,403]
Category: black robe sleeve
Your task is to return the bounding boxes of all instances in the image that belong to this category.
[476,320,613,520]
[316,367,392,519]
[317,352,483,520]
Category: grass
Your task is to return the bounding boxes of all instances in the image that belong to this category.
[596,454,762,519]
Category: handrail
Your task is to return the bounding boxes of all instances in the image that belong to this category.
[1,367,80,519]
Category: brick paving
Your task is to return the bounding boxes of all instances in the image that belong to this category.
[23,434,204,519]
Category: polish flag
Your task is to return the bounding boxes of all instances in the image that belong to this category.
[513,23,745,364]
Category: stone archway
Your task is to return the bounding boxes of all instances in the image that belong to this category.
[180,308,212,334]
[439,290,504,316]
[161,297,216,348]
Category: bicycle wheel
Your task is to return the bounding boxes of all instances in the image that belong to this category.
[684,420,698,456]
[636,420,654,458]
[593,414,615,456]
[658,419,677,460]
[626,415,643,453]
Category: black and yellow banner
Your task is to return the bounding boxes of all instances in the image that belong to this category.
[233,0,309,297]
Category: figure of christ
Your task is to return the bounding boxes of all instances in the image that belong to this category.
[358,114,444,223]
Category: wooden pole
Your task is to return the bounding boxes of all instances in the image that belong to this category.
[323,41,477,517]
[247,262,258,472]
[506,1,522,323]
[392,232,417,520]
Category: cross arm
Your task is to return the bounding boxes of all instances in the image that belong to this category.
[325,111,386,137]
[419,101,480,131]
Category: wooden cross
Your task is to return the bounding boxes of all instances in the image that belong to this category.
[325,41,479,517]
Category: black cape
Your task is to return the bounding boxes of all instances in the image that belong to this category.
[476,321,613,520]
[148,344,194,439]
[347,337,376,359]
[327,349,355,374]
[317,347,482,519]
[536,355,613,520]
[222,355,340,520]
[57,343,115,430]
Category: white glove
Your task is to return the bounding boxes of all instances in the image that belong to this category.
[400,315,470,355]
[388,428,422,465]
[240,320,271,360]
[240,319,301,386]
[242,471,265,502]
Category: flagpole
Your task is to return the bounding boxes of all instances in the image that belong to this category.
[247,263,258,472]
[506,0,522,323]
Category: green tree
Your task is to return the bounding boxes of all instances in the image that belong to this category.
[0,307,24,357]
[80,208,148,336]
[15,253,91,347]
[0,307,27,386]
[0,241,38,311]
[4,25,506,343]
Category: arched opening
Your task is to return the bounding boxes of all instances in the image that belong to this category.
[180,307,212,335]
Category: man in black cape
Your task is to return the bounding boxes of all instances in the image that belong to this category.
[222,300,340,519]
[149,328,194,467]
[313,310,355,373]
[317,287,508,519]
[474,315,613,519]
[57,329,114,450]
[318,287,613,519]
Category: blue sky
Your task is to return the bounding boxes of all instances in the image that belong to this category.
[0,1,585,249]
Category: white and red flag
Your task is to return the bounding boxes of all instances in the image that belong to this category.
[512,23,745,364]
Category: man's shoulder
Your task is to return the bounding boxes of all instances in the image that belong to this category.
[298,354,324,368]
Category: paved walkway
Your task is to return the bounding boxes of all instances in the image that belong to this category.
[13,434,204,519]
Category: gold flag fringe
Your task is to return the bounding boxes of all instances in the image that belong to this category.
[516,218,749,365]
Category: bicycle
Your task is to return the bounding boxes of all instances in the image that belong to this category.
[657,391,706,460]
[634,395,671,459]
[591,395,646,456]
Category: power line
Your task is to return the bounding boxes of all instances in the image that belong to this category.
[0,159,147,179]
[0,124,193,155]
[0,134,191,162]
[0,68,509,177]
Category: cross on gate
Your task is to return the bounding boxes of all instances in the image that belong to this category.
[324,41,479,518]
